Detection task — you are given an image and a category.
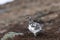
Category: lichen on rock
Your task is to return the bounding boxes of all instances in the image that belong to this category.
[1,32,24,40]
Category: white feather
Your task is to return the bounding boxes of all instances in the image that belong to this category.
[28,22,42,36]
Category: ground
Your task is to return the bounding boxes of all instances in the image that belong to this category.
[0,0,60,40]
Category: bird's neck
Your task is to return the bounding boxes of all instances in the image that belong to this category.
[29,20,34,24]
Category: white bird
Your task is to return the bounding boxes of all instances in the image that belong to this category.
[0,0,14,5]
[28,17,43,36]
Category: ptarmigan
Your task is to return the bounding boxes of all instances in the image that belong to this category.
[28,17,43,36]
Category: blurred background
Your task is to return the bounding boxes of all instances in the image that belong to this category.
[0,0,60,40]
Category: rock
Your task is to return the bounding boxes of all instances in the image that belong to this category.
[40,13,59,22]
[0,29,7,34]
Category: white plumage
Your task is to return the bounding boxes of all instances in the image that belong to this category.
[28,17,43,36]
